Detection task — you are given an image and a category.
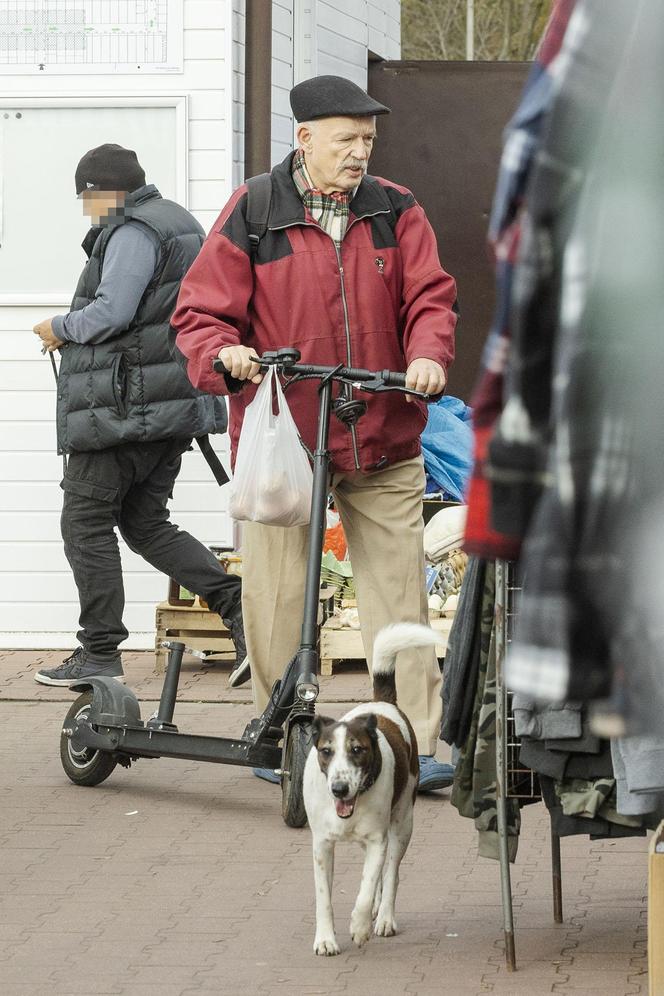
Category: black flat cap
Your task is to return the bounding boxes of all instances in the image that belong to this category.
[75,144,146,195]
[290,75,390,122]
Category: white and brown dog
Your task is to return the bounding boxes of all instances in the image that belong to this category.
[303,622,439,956]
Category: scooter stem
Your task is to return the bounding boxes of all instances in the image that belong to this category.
[149,641,185,730]
[299,377,333,650]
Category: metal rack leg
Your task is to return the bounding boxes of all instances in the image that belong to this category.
[495,559,517,971]
[496,791,517,969]
[551,828,563,923]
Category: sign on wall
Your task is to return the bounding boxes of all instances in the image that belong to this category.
[0,0,183,74]
[0,97,187,303]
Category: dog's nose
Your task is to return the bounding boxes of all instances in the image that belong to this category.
[331,780,349,799]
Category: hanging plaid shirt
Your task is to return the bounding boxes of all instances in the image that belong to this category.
[291,148,353,244]
[463,0,577,562]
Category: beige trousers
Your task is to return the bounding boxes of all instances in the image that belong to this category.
[240,455,442,755]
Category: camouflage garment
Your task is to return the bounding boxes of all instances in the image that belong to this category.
[450,561,522,861]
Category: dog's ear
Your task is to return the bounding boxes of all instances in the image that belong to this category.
[313,714,334,741]
[363,713,378,739]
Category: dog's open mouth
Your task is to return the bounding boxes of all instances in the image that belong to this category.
[335,796,357,819]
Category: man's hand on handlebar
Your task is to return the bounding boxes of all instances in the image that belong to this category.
[217,345,263,384]
[405,358,446,402]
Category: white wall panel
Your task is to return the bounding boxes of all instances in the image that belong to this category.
[0,0,401,650]
[0,0,235,650]
[185,1,228,30]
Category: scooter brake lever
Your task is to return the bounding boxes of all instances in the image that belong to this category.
[352,379,430,400]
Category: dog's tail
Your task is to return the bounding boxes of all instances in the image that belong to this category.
[371,623,440,704]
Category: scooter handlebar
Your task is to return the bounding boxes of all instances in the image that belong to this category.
[212,355,410,392]
[380,370,407,389]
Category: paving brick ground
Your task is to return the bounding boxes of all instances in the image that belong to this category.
[0,650,649,995]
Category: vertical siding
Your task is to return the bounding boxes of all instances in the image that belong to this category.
[272,0,295,166]
[232,0,295,184]
[232,0,246,188]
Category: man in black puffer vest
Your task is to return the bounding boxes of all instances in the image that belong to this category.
[32,144,249,688]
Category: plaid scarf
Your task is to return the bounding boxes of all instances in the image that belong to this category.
[291,148,352,244]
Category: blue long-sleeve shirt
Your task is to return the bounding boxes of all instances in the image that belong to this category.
[53,222,160,344]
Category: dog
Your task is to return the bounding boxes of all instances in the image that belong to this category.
[303,622,439,956]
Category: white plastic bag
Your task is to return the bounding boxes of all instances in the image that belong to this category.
[229,367,313,526]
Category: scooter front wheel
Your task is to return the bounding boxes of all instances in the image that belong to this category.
[281,719,315,828]
[60,691,118,786]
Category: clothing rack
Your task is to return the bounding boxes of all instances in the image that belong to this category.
[494,559,563,971]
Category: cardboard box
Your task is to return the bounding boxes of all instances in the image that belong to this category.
[649,820,664,995]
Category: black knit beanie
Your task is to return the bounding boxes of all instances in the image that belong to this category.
[75,144,146,195]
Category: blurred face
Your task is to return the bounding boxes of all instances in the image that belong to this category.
[297,116,376,193]
[80,190,126,224]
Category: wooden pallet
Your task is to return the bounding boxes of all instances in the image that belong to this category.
[154,599,234,673]
[155,599,455,677]
[319,614,454,676]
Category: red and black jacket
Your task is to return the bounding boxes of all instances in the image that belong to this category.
[172,152,457,473]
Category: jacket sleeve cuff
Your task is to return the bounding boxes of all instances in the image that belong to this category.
[52,315,68,341]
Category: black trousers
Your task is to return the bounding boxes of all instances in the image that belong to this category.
[60,438,240,659]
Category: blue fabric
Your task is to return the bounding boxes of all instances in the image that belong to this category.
[421,396,474,502]
[253,767,281,784]
[424,475,456,500]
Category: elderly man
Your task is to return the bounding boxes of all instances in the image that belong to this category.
[172,76,458,791]
[32,143,248,688]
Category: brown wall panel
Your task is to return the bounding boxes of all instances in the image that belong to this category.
[368,61,529,402]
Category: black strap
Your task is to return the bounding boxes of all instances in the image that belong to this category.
[246,172,273,259]
[195,435,229,486]
[48,351,69,476]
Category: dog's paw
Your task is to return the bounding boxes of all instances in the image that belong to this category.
[350,911,372,948]
[313,935,340,956]
[374,915,397,937]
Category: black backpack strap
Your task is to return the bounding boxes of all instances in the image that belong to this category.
[245,172,273,259]
[195,434,229,487]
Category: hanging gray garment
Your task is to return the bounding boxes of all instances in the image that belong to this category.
[611,738,664,817]
[512,695,582,740]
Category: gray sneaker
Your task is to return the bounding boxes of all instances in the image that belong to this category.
[228,655,251,688]
[34,647,124,687]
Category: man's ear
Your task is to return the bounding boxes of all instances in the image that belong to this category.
[296,123,313,152]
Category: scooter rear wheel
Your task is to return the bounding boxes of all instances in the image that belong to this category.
[281,719,315,828]
[60,691,118,786]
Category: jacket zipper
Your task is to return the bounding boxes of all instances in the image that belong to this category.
[334,242,360,469]
[271,210,391,472]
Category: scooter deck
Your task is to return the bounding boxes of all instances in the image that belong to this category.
[69,719,283,770]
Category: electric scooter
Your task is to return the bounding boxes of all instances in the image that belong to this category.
[59,348,433,827]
